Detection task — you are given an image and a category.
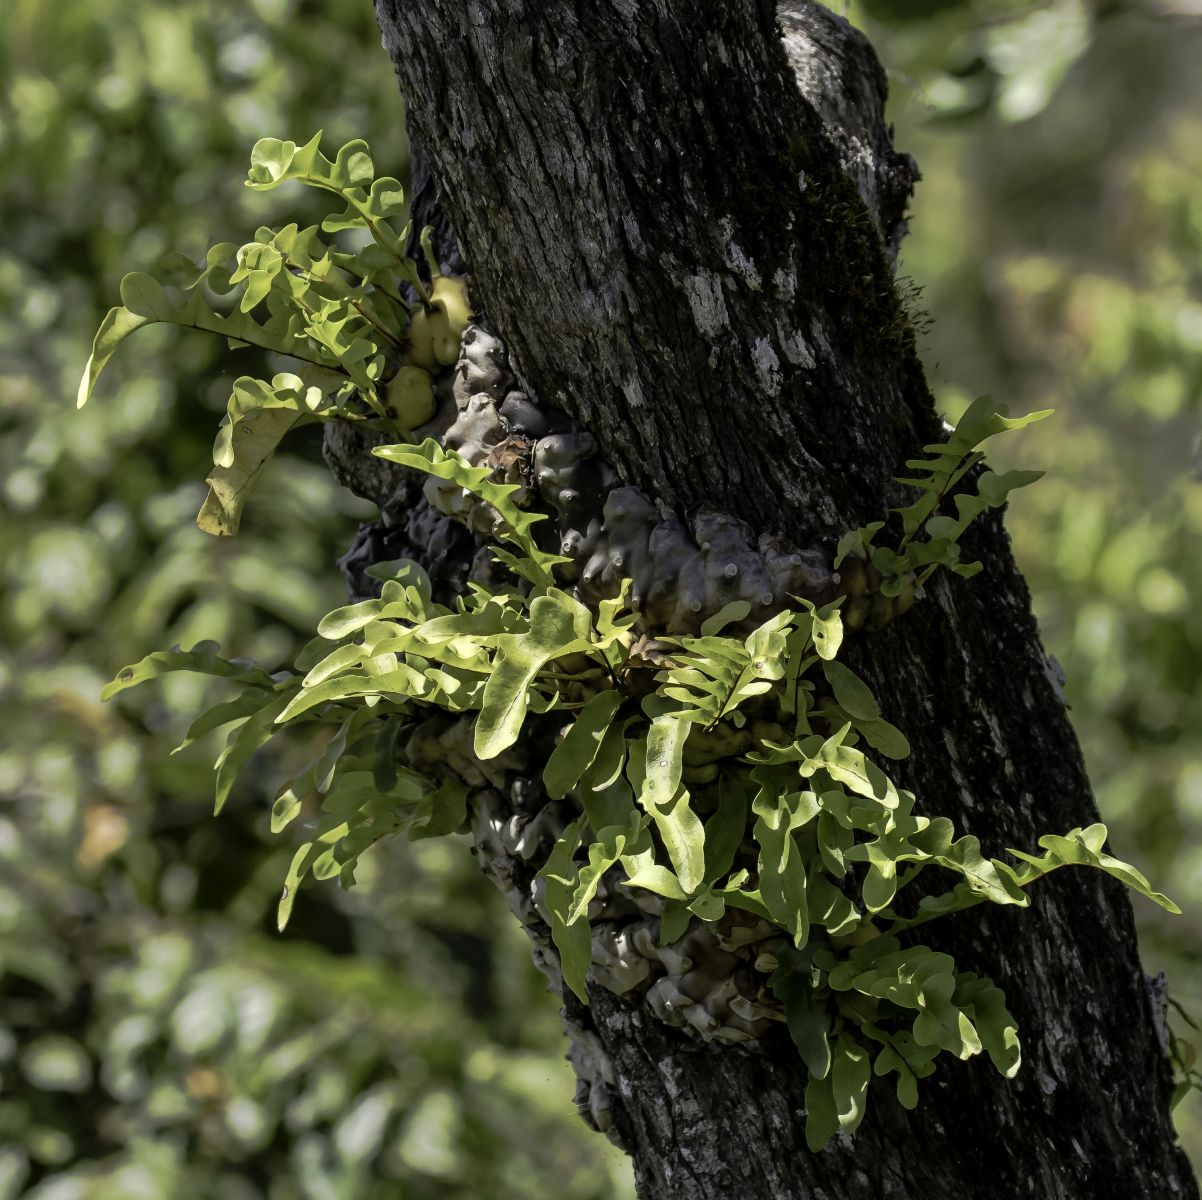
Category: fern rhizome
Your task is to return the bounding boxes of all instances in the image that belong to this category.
[81,134,1179,1150]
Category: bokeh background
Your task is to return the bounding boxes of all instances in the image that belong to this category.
[1,0,1199,1194]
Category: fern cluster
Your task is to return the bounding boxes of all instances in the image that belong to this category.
[103,423,1177,1150]
[83,134,1179,1151]
[78,133,467,534]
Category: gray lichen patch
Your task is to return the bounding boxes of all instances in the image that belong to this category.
[773,265,798,303]
[679,268,731,340]
[750,336,782,395]
[620,375,647,410]
[721,217,763,291]
[778,326,816,369]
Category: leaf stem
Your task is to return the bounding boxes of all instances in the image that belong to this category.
[298,174,432,305]
[350,298,405,351]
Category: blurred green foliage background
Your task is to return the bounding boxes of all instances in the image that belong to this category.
[0,0,1198,1194]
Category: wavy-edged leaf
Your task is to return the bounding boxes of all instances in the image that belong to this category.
[158,241,239,292]
[276,664,425,723]
[544,690,623,800]
[619,847,689,902]
[744,609,793,676]
[770,951,831,1079]
[245,131,326,191]
[657,612,790,728]
[804,1069,839,1152]
[278,843,317,931]
[831,1035,871,1137]
[171,688,278,754]
[214,692,292,814]
[704,774,749,884]
[821,660,879,722]
[648,787,705,896]
[271,767,314,835]
[645,714,689,809]
[913,976,980,1059]
[198,402,309,536]
[700,600,751,636]
[363,558,435,603]
[308,768,426,892]
[116,270,319,364]
[568,811,645,924]
[933,836,1028,906]
[313,711,373,794]
[317,582,427,639]
[659,901,691,945]
[584,715,635,796]
[371,715,405,793]
[829,942,989,1063]
[872,1040,921,1111]
[102,641,277,701]
[815,811,853,878]
[77,305,153,408]
[302,643,370,688]
[854,716,910,760]
[580,781,638,841]
[808,728,899,810]
[1008,824,1180,913]
[365,175,408,219]
[538,820,592,1002]
[807,873,861,937]
[955,974,1021,1078]
[801,598,844,662]
[213,371,337,460]
[374,440,564,584]
[475,591,592,758]
[949,395,1054,451]
[409,779,470,840]
[629,734,705,894]
[594,578,639,649]
[977,468,1045,506]
[687,886,726,922]
[751,782,813,947]
[834,523,883,570]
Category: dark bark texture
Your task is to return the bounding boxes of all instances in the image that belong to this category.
[350,1,1199,1196]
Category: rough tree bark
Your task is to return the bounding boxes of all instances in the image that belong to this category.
[334,2,1199,1197]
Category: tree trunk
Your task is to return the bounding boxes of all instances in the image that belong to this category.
[343,1,1199,1196]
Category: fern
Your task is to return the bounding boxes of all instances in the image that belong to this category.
[80,134,470,536]
[94,249,1177,1154]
